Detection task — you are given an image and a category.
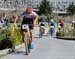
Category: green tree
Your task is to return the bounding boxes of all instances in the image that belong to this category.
[38,0,52,15]
[67,2,75,16]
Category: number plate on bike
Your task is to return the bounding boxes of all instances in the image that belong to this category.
[22,24,28,30]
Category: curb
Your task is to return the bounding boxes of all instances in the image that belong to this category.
[0,43,24,57]
[56,37,75,40]
[0,49,9,56]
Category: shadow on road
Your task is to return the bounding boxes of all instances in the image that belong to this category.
[55,37,75,41]
[11,51,27,55]
[35,34,48,38]
[34,36,39,38]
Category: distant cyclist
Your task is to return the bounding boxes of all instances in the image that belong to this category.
[58,19,64,31]
[39,17,46,26]
[39,17,46,34]
[48,18,55,35]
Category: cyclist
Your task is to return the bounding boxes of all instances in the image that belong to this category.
[48,18,55,35]
[58,19,64,31]
[14,6,38,54]
[39,17,46,34]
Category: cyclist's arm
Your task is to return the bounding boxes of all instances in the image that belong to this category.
[32,11,38,25]
[14,15,19,23]
[14,11,25,24]
[34,16,38,25]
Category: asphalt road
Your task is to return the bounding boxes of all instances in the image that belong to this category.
[1,27,75,59]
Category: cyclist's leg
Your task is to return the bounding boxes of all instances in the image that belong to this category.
[29,25,34,41]
[43,26,45,34]
[39,25,41,33]
[23,31,30,45]
[30,29,34,41]
[41,26,45,34]
[39,25,42,37]
[41,24,45,33]
[61,26,64,31]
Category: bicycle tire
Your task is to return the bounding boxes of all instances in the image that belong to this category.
[24,37,29,55]
[39,33,42,38]
[39,28,43,38]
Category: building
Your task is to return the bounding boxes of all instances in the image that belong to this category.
[30,0,75,10]
[0,0,25,11]
[30,0,75,15]
[0,0,75,14]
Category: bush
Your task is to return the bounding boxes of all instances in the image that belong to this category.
[0,24,22,50]
[56,31,64,37]
[0,38,12,50]
[6,24,22,46]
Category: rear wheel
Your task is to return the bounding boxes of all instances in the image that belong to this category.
[39,32,42,38]
[39,28,44,38]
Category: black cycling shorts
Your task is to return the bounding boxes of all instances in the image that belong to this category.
[40,24,45,26]
[21,16,34,32]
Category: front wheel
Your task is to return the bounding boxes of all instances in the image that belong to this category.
[39,32,42,38]
[24,35,30,55]
[25,38,29,55]
[39,28,44,38]
[48,28,54,36]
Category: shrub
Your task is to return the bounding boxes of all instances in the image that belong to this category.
[6,24,22,46]
[0,24,22,50]
[0,38,12,50]
[56,31,64,37]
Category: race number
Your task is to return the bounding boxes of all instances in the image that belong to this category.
[22,24,28,30]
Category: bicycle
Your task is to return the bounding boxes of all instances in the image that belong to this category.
[47,26,55,36]
[39,26,45,38]
[22,24,33,55]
